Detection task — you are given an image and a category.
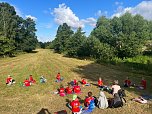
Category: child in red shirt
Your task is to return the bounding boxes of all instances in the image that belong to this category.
[141,77,146,89]
[73,82,81,94]
[124,77,131,87]
[81,78,90,86]
[65,84,73,94]
[24,79,31,86]
[70,94,81,114]
[6,75,15,85]
[73,79,77,85]
[29,75,36,83]
[59,85,66,96]
[56,73,61,81]
[98,77,103,87]
[84,91,94,107]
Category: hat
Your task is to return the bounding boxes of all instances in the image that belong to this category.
[72,94,77,100]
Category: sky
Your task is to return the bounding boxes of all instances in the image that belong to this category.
[0,0,152,42]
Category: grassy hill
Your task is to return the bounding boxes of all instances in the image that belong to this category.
[0,49,152,114]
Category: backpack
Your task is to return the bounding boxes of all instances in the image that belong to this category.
[118,89,126,103]
[93,96,98,107]
[113,100,123,108]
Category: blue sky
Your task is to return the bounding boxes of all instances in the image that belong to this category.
[0,0,152,42]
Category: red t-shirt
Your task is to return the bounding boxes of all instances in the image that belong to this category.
[6,77,12,83]
[124,79,131,86]
[59,87,65,93]
[24,80,31,86]
[73,86,81,93]
[70,99,80,112]
[82,79,87,84]
[98,79,103,86]
[56,74,61,80]
[141,80,146,89]
[65,87,73,94]
[73,79,77,85]
[84,97,94,107]
[29,76,36,83]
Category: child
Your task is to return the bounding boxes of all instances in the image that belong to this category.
[6,75,15,85]
[81,78,90,86]
[73,78,77,85]
[141,77,146,89]
[70,94,81,114]
[73,82,81,94]
[29,75,36,83]
[65,83,73,94]
[98,77,103,87]
[97,91,108,109]
[24,78,31,86]
[40,76,47,83]
[84,92,94,108]
[56,72,63,82]
[59,85,66,97]
[124,77,131,87]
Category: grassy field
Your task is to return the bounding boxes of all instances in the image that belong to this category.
[0,49,152,114]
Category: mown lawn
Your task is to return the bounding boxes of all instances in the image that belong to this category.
[0,49,152,114]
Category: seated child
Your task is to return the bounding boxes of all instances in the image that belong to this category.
[124,77,131,87]
[24,78,31,86]
[56,72,63,82]
[73,82,81,94]
[73,78,77,86]
[70,94,82,114]
[98,77,103,87]
[97,91,108,109]
[81,100,95,114]
[6,75,15,85]
[40,76,47,83]
[84,92,94,108]
[59,85,66,97]
[141,77,146,89]
[65,84,73,94]
[29,75,36,83]
[81,78,90,86]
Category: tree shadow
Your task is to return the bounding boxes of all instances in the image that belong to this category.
[27,50,39,53]
[72,62,152,96]
[37,108,51,114]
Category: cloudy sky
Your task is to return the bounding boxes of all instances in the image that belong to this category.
[0,0,152,42]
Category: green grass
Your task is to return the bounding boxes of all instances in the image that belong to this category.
[0,49,152,114]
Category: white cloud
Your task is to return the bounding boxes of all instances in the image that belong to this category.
[25,15,37,21]
[52,3,96,29]
[95,10,108,17]
[112,1,152,20]
[81,18,96,27]
[115,1,123,6]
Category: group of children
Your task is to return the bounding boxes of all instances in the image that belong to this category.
[5,73,148,114]
[6,74,47,86]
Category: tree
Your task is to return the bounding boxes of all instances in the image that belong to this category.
[53,23,73,53]
[66,28,86,56]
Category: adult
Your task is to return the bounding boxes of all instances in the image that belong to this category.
[111,80,121,95]
[97,91,108,109]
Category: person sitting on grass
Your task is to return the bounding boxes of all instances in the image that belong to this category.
[6,75,15,86]
[98,77,103,87]
[40,76,47,83]
[56,72,63,82]
[29,75,36,83]
[84,92,95,108]
[24,78,31,86]
[73,78,77,86]
[73,82,81,94]
[81,78,90,86]
[140,77,147,90]
[124,77,131,87]
[111,80,121,95]
[70,94,82,114]
[65,83,73,94]
[97,91,108,109]
[59,84,66,97]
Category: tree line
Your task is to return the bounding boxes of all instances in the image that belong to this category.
[50,12,152,62]
[0,2,37,57]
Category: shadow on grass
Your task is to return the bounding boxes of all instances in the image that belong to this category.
[72,62,152,96]
[27,50,39,53]
[37,108,51,114]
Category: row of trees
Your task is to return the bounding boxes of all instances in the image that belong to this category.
[0,3,37,57]
[51,13,152,62]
